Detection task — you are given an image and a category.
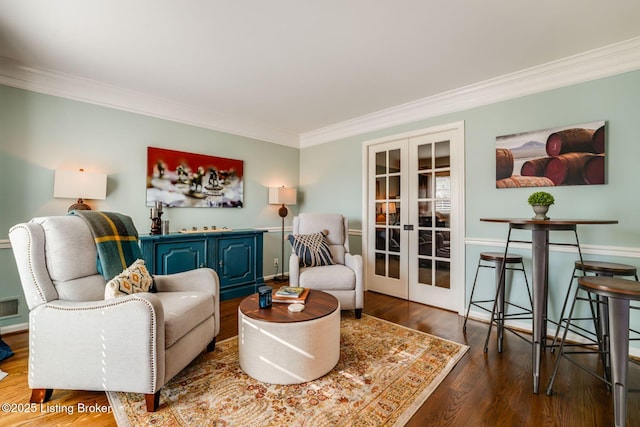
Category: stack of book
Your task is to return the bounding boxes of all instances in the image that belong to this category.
[273,286,309,304]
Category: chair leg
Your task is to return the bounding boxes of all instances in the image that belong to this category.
[484,262,506,353]
[520,260,533,308]
[145,391,160,412]
[551,266,579,351]
[484,230,513,352]
[30,388,53,403]
[589,292,611,384]
[463,260,484,332]
[207,337,216,352]
[355,309,362,319]
[546,284,581,395]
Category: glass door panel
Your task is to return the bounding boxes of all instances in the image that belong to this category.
[375,177,386,200]
[410,135,453,303]
[389,149,401,173]
[367,140,408,298]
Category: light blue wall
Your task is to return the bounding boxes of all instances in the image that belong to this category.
[300,69,640,351]
[0,85,299,328]
[3,69,640,349]
[299,137,364,254]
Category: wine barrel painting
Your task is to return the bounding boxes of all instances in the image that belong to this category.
[583,154,605,184]
[496,148,514,180]
[496,176,554,188]
[521,157,552,177]
[496,120,606,188]
[592,125,605,154]
[546,128,596,157]
[545,153,600,185]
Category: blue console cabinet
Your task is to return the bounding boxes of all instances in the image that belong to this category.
[139,229,265,300]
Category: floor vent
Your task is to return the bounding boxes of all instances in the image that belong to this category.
[0,298,19,318]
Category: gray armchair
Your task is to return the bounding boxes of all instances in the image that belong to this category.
[288,213,363,318]
[8,216,220,411]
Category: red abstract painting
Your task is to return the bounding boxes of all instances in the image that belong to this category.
[146,147,243,207]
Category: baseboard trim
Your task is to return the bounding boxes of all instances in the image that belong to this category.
[0,322,28,335]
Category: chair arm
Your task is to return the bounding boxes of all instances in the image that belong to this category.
[153,268,219,298]
[289,254,300,286]
[153,269,220,338]
[28,294,166,394]
[345,253,364,308]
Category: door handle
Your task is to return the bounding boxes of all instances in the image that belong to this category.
[403,224,414,231]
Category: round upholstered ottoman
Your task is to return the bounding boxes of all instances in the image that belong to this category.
[238,290,340,384]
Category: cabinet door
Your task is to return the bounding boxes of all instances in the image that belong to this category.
[155,240,206,275]
[216,236,255,287]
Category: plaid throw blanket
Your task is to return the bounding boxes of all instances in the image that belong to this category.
[70,211,143,281]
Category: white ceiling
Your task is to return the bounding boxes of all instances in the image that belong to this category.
[1,1,640,147]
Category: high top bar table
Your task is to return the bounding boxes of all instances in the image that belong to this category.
[480,218,618,393]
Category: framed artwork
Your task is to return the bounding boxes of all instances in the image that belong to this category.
[146,147,243,207]
[495,120,606,188]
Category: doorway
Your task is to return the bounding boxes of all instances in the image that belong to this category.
[363,122,465,312]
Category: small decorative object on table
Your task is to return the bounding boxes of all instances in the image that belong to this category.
[276,286,305,297]
[527,191,555,220]
[273,286,309,304]
[258,286,272,309]
[288,303,305,312]
[150,201,164,234]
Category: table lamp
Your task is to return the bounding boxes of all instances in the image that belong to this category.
[269,186,297,280]
[54,168,107,211]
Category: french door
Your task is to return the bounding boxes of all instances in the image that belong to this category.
[364,123,464,312]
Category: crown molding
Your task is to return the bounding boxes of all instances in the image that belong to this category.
[0,57,299,148]
[300,36,640,148]
[2,37,640,150]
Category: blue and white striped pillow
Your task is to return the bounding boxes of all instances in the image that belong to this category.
[288,232,335,267]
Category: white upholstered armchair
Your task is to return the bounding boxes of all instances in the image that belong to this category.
[288,213,363,318]
[9,216,220,411]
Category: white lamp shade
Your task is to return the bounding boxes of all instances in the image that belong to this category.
[269,187,297,205]
[54,169,107,200]
[383,202,397,214]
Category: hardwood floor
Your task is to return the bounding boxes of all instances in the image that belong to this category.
[1,290,638,426]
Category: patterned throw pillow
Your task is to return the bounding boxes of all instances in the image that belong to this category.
[288,232,335,267]
[104,259,154,299]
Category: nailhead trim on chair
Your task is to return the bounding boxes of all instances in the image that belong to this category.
[35,296,158,394]
[11,224,48,305]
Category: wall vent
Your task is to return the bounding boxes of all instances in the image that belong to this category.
[0,298,19,318]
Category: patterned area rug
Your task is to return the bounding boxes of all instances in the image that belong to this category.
[107,314,468,426]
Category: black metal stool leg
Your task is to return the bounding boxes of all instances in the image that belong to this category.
[546,284,581,395]
[483,250,510,353]
[608,297,630,427]
[551,266,579,351]
[483,273,504,353]
[463,258,484,332]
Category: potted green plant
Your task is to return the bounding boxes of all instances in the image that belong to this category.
[527,191,555,220]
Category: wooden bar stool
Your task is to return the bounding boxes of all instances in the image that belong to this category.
[547,276,640,427]
[463,251,532,353]
[551,260,638,376]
